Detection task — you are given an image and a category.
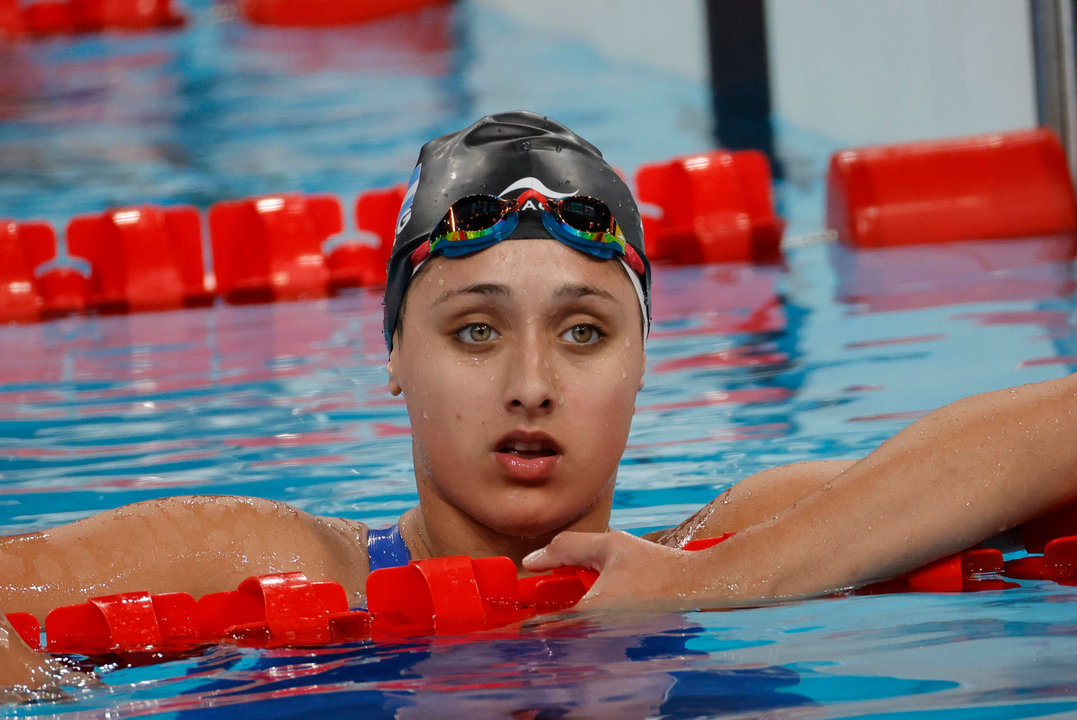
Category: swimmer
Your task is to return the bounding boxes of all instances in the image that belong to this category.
[2,111,1076,691]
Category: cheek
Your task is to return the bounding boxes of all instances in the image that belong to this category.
[563,366,639,435]
[404,364,495,441]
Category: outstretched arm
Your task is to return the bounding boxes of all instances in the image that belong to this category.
[0,495,370,619]
[526,372,1077,608]
[0,495,371,691]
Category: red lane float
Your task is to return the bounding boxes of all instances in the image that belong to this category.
[635,150,784,265]
[326,185,403,290]
[827,128,1077,247]
[241,0,448,26]
[197,571,368,646]
[0,0,23,36]
[0,219,88,319]
[21,0,183,34]
[857,548,1014,594]
[68,205,208,312]
[1004,536,1077,583]
[46,591,198,654]
[6,613,41,651]
[209,195,341,303]
[1,220,53,322]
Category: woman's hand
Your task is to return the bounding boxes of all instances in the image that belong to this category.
[524,531,736,611]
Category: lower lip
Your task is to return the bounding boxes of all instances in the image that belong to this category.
[494,451,561,482]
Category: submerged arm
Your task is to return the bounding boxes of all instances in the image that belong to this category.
[527,372,1077,607]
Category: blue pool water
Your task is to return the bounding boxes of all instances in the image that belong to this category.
[3,2,1077,717]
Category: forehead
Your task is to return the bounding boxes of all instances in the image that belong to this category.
[408,239,636,301]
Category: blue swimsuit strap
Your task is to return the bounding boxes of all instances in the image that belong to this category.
[366,523,411,572]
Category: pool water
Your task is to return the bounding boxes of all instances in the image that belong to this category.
[3,2,1077,718]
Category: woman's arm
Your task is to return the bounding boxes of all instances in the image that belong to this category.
[0,495,370,618]
[644,459,857,546]
[527,372,1077,608]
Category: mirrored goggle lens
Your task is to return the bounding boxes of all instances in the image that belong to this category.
[432,195,510,237]
[550,196,616,235]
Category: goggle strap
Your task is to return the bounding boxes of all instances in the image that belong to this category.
[620,256,650,339]
[624,245,646,277]
[410,241,432,268]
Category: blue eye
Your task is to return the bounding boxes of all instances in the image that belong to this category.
[562,324,601,345]
[457,323,499,343]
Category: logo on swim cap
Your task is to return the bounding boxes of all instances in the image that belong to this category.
[499,176,577,200]
[396,163,422,235]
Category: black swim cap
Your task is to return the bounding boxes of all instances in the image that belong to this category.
[382,111,650,351]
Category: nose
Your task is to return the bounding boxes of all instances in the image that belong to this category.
[503,331,558,415]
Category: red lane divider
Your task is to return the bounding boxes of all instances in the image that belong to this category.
[241,0,448,26]
[20,0,183,34]
[6,128,1077,324]
[13,559,595,655]
[827,128,1077,248]
[68,205,208,312]
[209,195,341,303]
[9,523,1077,654]
[635,150,784,265]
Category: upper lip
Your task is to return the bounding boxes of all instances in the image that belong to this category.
[493,430,563,455]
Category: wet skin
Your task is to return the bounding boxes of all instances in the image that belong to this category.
[388,239,647,564]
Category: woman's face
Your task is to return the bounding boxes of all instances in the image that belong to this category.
[388,239,646,541]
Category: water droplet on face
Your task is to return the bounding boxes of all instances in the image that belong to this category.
[522,141,531,150]
[555,144,562,152]
[422,411,430,420]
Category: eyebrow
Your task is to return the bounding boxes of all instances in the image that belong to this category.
[552,283,619,303]
[434,282,619,306]
[433,283,510,305]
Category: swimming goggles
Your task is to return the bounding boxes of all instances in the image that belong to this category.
[410,189,646,276]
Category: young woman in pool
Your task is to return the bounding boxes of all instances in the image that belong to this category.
[2,111,1076,689]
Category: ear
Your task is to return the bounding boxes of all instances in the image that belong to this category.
[387,347,403,396]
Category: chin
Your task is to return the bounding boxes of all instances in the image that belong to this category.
[489,516,564,540]
[484,503,595,540]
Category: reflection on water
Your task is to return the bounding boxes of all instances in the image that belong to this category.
[3,236,1077,717]
[3,0,1077,716]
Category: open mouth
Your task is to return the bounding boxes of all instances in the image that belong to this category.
[498,440,558,460]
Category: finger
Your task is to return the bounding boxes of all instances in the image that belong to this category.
[522,530,614,572]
